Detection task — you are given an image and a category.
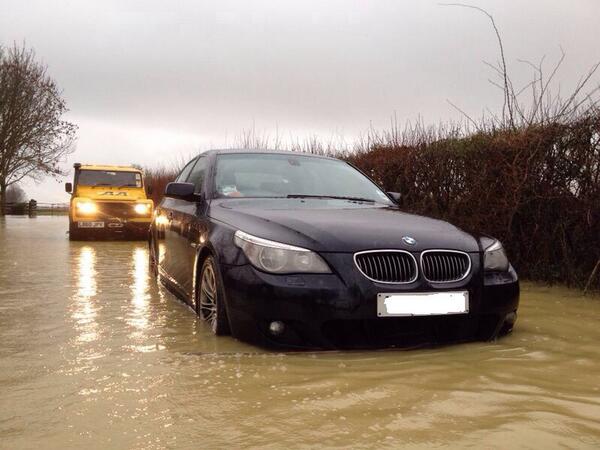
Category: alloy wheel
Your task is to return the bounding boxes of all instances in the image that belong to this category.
[149,239,159,279]
[199,262,218,333]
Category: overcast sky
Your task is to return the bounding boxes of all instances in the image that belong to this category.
[1,0,599,202]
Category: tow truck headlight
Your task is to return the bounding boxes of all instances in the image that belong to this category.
[134,203,151,215]
[76,201,97,214]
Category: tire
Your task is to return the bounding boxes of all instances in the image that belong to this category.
[196,256,230,335]
[498,320,515,337]
[149,236,159,280]
[69,221,83,241]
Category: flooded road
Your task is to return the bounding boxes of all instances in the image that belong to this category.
[1,216,600,449]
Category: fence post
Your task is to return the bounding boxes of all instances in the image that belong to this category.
[28,199,37,217]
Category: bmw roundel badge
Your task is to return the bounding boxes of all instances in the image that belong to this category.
[402,236,417,246]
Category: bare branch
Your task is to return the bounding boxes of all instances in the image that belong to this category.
[440,3,514,126]
[446,99,480,130]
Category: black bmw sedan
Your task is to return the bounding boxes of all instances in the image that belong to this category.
[149,149,519,349]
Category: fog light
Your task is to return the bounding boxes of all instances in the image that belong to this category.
[269,321,285,336]
[505,311,517,326]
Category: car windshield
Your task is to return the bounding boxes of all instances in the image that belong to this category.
[214,153,392,204]
[77,170,142,187]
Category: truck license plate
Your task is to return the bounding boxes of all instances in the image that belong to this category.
[78,221,105,228]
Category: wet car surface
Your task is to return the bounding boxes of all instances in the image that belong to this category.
[1,217,600,449]
[152,150,518,349]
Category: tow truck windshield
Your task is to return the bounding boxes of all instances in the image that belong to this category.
[77,170,142,188]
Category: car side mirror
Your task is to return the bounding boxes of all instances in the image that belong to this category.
[65,182,72,193]
[387,191,401,203]
[164,182,202,201]
[146,185,153,195]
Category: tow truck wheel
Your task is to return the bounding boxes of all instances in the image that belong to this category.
[68,221,83,241]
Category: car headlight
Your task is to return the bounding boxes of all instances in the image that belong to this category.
[76,201,97,214]
[155,214,169,226]
[134,203,151,215]
[484,240,509,272]
[234,230,331,274]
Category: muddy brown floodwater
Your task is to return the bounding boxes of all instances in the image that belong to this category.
[1,216,600,449]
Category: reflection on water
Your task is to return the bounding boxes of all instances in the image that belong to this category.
[128,247,150,335]
[1,217,600,449]
[73,246,99,343]
[76,246,97,298]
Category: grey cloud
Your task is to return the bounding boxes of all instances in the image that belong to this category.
[1,0,599,201]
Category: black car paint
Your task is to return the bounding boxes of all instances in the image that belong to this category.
[151,150,519,349]
[212,198,480,253]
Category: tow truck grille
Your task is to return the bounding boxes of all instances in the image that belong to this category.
[97,202,134,217]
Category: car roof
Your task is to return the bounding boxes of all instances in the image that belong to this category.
[201,149,340,161]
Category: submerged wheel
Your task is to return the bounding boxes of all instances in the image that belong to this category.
[197,256,230,335]
[149,237,159,280]
[68,221,83,241]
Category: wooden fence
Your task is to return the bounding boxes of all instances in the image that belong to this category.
[0,201,69,215]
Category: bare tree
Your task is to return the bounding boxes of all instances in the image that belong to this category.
[5,183,27,203]
[440,3,600,129]
[0,43,76,212]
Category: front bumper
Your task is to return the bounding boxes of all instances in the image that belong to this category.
[71,201,152,238]
[220,253,519,349]
[74,219,150,232]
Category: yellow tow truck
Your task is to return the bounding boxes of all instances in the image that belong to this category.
[65,163,153,240]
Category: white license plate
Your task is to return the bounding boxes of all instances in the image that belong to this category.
[377,291,469,317]
[78,221,105,228]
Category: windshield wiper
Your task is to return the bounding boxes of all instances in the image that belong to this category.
[286,194,376,203]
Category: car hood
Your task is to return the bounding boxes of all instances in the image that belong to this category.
[76,186,148,201]
[210,198,480,253]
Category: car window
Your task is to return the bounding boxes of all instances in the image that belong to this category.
[214,153,392,204]
[175,158,196,183]
[187,156,208,192]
